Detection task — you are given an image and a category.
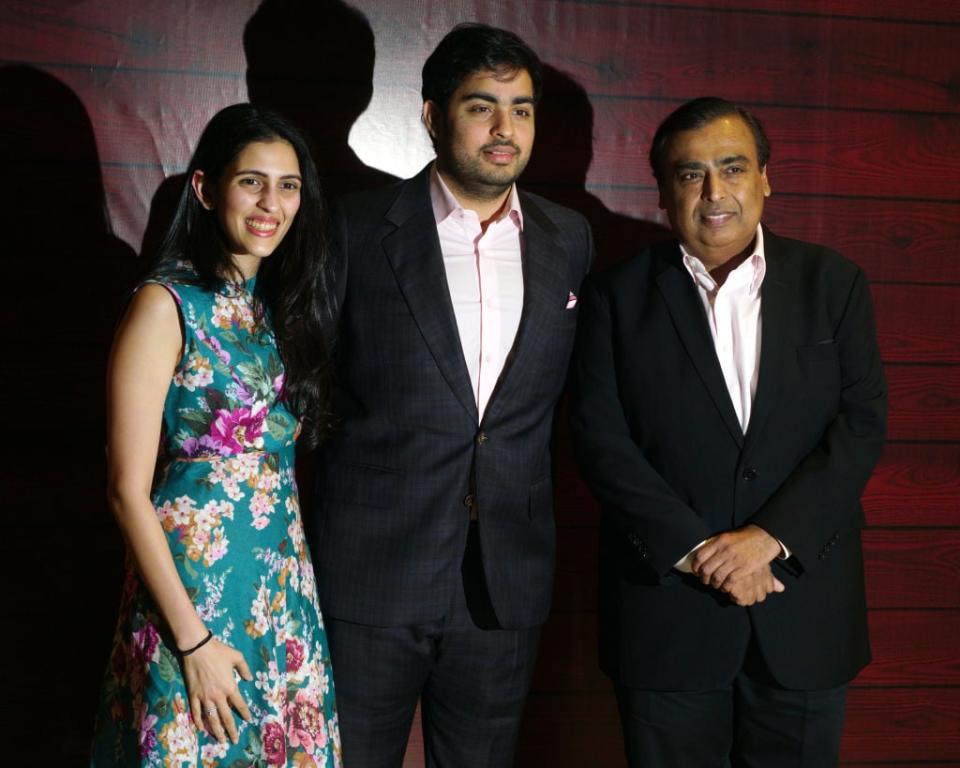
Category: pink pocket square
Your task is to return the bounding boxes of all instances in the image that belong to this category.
[566,291,578,309]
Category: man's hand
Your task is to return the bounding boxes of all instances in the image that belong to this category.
[691,524,785,598]
[723,564,785,606]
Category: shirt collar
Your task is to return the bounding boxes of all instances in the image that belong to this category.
[429,163,524,230]
[680,224,766,295]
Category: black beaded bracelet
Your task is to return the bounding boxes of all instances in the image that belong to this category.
[178,629,214,657]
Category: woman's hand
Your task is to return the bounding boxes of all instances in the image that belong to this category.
[182,638,254,744]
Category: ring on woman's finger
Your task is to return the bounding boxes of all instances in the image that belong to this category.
[205,706,218,717]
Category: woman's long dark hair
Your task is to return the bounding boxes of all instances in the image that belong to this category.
[151,103,331,448]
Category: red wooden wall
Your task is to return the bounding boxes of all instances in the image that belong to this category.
[2,0,958,764]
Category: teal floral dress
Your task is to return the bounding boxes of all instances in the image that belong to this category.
[92,271,340,768]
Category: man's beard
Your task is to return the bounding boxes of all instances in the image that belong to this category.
[442,141,528,200]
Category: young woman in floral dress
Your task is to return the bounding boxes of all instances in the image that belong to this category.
[92,104,340,767]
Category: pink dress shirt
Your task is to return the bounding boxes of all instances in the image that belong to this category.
[681,225,766,434]
[430,165,525,422]
[674,226,789,570]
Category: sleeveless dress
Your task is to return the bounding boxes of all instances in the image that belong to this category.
[92,272,340,768]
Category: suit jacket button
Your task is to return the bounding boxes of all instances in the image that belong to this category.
[463,493,474,508]
[477,431,489,445]
[742,467,759,481]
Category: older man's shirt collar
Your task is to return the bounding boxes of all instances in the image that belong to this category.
[680,225,767,295]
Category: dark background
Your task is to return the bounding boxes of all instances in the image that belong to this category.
[2,0,958,764]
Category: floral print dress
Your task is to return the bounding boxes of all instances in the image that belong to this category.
[92,272,340,768]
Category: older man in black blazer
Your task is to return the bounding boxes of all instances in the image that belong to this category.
[311,23,592,767]
[571,97,887,766]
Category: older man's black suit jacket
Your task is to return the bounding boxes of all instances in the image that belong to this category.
[570,227,887,691]
[312,166,593,630]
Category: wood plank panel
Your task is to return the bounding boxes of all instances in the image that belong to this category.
[530,185,960,286]
[17,56,960,201]
[533,612,960,693]
[556,442,960,529]
[515,688,960,764]
[13,0,954,118]
[2,0,254,73]
[17,63,960,256]
[532,610,960,693]
[864,443,960,527]
[606,0,960,23]
[862,530,960,609]
[873,284,960,364]
[887,365,960,442]
[762,198,960,285]
[550,526,960,614]
[590,103,960,200]
[858,610,960,686]
[530,5,960,113]
[841,688,960,762]
[8,0,959,78]
[358,2,960,112]
[335,84,960,199]
[44,65,246,169]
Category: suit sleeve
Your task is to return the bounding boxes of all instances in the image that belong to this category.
[749,266,887,573]
[570,275,713,576]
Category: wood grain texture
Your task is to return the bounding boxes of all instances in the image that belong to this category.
[841,688,960,762]
[858,610,960,686]
[3,0,958,764]
[529,189,960,285]
[607,0,960,23]
[11,0,956,112]
[555,441,960,529]
[864,443,960,527]
[72,77,953,202]
[862,530,960,609]
[873,284,960,364]
[572,192,960,284]
[550,526,960,614]
[514,687,960,764]
[531,609,960,692]
[887,366,960,442]
[2,0,253,72]
[530,4,960,113]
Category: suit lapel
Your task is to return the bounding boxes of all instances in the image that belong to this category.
[481,194,569,423]
[381,168,479,422]
[655,243,744,447]
[745,228,789,445]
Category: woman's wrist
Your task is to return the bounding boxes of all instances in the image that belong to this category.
[171,616,210,651]
[177,629,214,657]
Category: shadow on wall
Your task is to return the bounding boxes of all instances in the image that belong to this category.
[244,0,400,197]
[0,64,137,760]
[522,65,672,270]
[517,66,673,763]
[142,0,399,262]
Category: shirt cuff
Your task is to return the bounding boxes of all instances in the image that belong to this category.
[674,539,708,574]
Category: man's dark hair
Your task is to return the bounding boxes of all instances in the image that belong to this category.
[421,23,543,112]
[649,97,771,181]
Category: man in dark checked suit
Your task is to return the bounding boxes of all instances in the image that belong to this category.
[311,23,593,767]
[570,97,887,766]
